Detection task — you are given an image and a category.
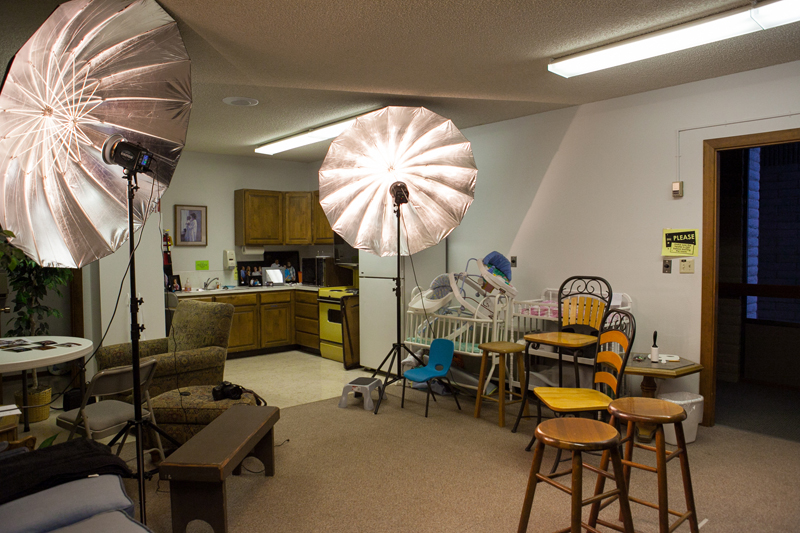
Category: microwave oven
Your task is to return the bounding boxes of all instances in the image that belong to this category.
[301,257,353,287]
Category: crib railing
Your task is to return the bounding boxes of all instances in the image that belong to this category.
[405,294,512,356]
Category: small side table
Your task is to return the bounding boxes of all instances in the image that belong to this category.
[623,354,704,442]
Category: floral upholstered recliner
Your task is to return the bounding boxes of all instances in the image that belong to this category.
[96,299,235,401]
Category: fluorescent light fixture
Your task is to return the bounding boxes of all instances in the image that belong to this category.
[255,117,358,155]
[549,0,800,78]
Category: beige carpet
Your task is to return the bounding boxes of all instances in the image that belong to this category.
[126,384,800,532]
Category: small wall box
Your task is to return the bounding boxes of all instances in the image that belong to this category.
[672,181,684,198]
[223,249,236,270]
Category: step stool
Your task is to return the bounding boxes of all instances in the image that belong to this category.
[339,377,383,410]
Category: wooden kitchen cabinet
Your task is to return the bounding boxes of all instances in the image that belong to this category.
[312,190,335,244]
[216,294,259,352]
[284,192,312,245]
[234,189,283,245]
[260,291,294,348]
[294,290,319,350]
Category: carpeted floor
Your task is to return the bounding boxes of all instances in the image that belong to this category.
[124,383,800,532]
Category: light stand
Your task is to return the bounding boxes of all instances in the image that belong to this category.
[102,136,179,524]
[371,182,424,414]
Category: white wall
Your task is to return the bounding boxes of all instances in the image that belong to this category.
[87,152,318,352]
[446,61,800,394]
[85,60,800,393]
[159,152,319,288]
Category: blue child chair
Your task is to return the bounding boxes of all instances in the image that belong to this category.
[401,338,462,417]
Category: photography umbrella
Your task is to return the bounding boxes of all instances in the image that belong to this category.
[0,0,191,523]
[0,0,191,269]
[319,106,477,412]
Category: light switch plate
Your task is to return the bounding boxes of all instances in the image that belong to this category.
[663,259,672,274]
[510,256,517,267]
[680,258,695,273]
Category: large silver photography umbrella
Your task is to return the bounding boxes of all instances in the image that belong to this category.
[0,0,191,269]
[318,106,477,413]
[0,0,191,523]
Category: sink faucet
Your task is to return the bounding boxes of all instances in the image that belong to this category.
[203,277,219,290]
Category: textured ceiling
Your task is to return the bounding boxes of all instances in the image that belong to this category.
[2,0,800,162]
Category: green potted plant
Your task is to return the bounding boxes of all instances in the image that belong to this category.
[2,233,72,423]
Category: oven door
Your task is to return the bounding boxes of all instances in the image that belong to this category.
[319,298,343,361]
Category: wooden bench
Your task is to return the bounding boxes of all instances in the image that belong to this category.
[159,404,280,533]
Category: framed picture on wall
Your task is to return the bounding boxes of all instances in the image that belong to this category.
[175,205,207,246]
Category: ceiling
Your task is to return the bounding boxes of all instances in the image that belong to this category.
[2,0,800,163]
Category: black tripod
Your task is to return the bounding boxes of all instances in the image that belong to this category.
[114,169,179,524]
[371,182,424,414]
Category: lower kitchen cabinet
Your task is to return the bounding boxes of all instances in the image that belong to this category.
[294,290,319,350]
[176,288,321,354]
[216,294,259,353]
[260,291,294,348]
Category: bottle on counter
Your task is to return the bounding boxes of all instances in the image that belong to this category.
[185,277,192,291]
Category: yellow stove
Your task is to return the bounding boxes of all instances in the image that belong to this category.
[317,287,358,362]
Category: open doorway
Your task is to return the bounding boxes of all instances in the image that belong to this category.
[701,128,800,430]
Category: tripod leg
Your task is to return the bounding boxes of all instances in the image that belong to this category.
[401,377,406,408]
[425,383,431,417]
[444,378,461,410]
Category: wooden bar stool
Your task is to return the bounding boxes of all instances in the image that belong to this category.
[518,417,634,533]
[475,342,528,427]
[588,397,699,533]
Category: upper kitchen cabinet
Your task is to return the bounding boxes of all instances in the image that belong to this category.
[312,190,335,244]
[284,192,313,245]
[235,189,283,246]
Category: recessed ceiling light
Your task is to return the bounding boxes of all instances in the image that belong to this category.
[223,97,259,106]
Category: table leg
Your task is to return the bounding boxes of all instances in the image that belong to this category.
[169,480,227,533]
[21,369,29,432]
[498,353,506,428]
[636,376,659,442]
[512,342,532,433]
[252,427,275,476]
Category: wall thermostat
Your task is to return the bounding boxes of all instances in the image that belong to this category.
[672,181,684,198]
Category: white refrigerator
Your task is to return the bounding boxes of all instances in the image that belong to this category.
[359,242,447,371]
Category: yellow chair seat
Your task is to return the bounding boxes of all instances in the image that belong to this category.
[534,387,612,413]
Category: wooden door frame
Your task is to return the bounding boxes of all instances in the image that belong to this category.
[701,127,800,426]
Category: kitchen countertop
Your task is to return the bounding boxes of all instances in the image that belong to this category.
[174,284,319,297]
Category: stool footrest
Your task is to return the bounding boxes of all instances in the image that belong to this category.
[667,511,693,533]
[595,518,630,533]
[628,495,686,518]
[621,458,658,473]
[554,523,604,533]
[583,461,616,480]
[536,473,573,496]
[582,488,620,507]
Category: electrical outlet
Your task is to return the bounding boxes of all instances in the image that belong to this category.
[680,258,695,273]
[510,256,517,267]
[662,259,672,274]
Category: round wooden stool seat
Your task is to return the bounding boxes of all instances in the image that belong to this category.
[519,418,634,532]
[608,396,687,425]
[535,418,620,452]
[478,341,525,354]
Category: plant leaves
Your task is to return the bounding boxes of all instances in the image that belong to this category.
[38,432,60,449]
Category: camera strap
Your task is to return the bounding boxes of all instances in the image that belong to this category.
[240,386,266,406]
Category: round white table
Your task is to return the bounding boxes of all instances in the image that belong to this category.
[0,336,93,432]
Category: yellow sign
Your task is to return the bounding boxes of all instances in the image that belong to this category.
[195,260,210,270]
[662,229,698,257]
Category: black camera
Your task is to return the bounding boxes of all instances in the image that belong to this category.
[212,381,243,401]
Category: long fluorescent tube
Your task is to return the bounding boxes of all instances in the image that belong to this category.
[255,117,358,155]
[549,0,800,78]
